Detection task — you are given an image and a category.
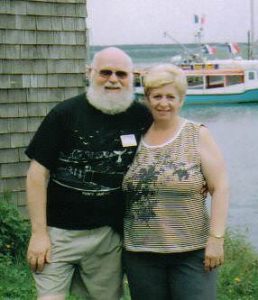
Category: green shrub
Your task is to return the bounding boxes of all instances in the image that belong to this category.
[217,230,258,300]
[0,193,30,260]
[0,254,36,299]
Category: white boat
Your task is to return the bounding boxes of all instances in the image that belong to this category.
[134,59,258,105]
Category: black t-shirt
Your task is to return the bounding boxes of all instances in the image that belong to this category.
[25,93,152,230]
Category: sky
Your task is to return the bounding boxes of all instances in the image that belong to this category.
[87,0,257,46]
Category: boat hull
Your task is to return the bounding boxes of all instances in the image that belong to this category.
[184,88,258,105]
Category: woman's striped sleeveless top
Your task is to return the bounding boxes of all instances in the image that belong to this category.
[123,120,210,253]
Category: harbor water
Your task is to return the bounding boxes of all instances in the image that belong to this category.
[181,103,258,250]
[90,44,258,249]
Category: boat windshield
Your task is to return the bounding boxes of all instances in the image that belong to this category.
[187,71,244,90]
[187,76,204,89]
[226,75,244,85]
[206,75,224,88]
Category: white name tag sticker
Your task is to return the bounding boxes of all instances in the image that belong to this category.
[120,134,137,147]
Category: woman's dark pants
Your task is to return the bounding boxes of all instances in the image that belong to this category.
[124,249,217,300]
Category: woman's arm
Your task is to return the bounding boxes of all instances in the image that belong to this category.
[199,126,229,271]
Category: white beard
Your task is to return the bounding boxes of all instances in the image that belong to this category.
[86,81,134,115]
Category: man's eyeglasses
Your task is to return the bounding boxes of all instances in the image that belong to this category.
[97,69,129,79]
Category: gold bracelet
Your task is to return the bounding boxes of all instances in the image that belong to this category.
[209,233,224,239]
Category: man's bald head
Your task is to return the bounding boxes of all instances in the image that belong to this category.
[91,47,133,71]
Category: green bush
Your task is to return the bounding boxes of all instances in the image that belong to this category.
[217,230,258,300]
[0,254,36,299]
[0,194,30,260]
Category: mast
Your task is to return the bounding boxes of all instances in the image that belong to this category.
[163,31,204,63]
[250,0,254,59]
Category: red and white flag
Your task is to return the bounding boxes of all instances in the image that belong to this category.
[227,42,241,54]
[203,44,216,55]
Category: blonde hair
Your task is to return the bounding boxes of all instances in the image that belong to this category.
[144,64,187,101]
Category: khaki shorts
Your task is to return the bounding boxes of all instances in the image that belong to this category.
[33,226,122,300]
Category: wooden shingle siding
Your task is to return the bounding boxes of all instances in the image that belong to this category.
[0,15,86,31]
[1,162,29,178]
[0,30,86,45]
[0,58,84,74]
[0,74,84,88]
[0,1,86,17]
[0,45,86,59]
[0,0,87,215]
[0,134,11,149]
[0,149,20,164]
[1,177,26,193]
[0,59,85,75]
[28,0,85,3]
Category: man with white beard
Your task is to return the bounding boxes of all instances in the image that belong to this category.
[25,47,152,300]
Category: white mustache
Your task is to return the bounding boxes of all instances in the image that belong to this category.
[104,83,122,89]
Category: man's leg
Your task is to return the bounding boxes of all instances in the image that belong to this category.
[33,227,76,299]
[34,262,73,300]
[69,266,88,299]
[78,226,123,300]
[38,295,65,300]
[35,226,123,299]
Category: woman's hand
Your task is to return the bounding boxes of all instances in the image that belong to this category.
[204,236,224,272]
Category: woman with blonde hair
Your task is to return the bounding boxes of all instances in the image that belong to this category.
[123,64,229,300]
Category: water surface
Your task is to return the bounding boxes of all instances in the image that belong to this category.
[182,103,258,249]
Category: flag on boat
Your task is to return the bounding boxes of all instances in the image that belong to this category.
[203,44,216,55]
[227,42,241,54]
[194,14,199,23]
[200,15,206,25]
[194,14,206,25]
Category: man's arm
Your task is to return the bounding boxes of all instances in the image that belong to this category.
[26,160,51,272]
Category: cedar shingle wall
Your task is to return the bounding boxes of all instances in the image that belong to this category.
[0,0,87,217]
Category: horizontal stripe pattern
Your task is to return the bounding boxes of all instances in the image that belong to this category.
[123,120,209,253]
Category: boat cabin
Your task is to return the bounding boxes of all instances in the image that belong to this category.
[180,63,258,90]
[134,62,258,92]
[185,68,245,90]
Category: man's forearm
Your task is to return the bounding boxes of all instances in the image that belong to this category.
[26,161,49,234]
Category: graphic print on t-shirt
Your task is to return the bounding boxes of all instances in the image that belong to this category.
[52,127,136,192]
